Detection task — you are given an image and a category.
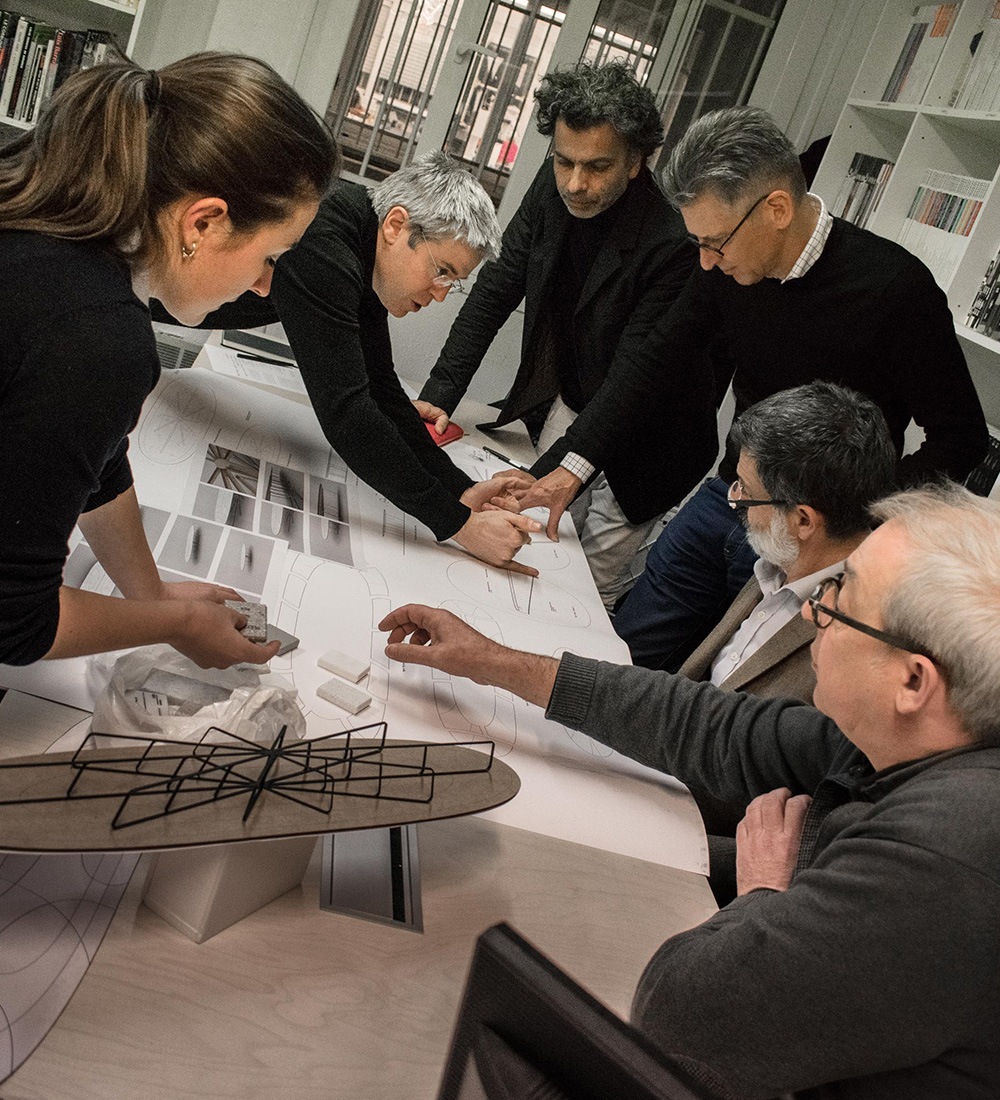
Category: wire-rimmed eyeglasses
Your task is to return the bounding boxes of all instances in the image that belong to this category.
[688,192,770,258]
[421,234,464,293]
[806,573,940,664]
[726,478,791,511]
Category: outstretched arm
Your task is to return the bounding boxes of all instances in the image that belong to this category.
[50,488,278,668]
[380,604,558,706]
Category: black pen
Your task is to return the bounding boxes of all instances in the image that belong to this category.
[482,445,530,473]
[236,352,296,368]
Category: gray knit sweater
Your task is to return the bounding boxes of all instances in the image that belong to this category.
[546,653,1000,1099]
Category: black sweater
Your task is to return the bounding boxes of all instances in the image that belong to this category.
[0,232,159,665]
[185,182,475,541]
[652,217,989,484]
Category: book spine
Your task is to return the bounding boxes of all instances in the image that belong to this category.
[41,28,64,107]
[0,13,13,92]
[0,15,29,118]
[6,19,35,121]
[27,35,55,123]
[883,21,926,102]
[16,37,42,122]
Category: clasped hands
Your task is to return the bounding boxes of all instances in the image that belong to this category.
[413,399,582,549]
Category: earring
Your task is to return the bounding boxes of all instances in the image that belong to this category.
[181,242,197,259]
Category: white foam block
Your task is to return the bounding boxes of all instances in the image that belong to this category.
[317,647,370,683]
[316,677,371,715]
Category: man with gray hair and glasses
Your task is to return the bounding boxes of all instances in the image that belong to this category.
[378,481,1000,1098]
[156,151,543,575]
[415,62,717,608]
[614,104,988,671]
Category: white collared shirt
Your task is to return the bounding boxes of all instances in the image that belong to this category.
[709,556,845,687]
[781,193,832,283]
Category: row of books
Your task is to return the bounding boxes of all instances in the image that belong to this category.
[965,243,1000,337]
[882,2,959,104]
[951,0,1000,110]
[897,168,988,288]
[831,152,895,230]
[0,11,118,127]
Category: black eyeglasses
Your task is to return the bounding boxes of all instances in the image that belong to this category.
[688,192,770,258]
[806,574,940,664]
[726,478,791,511]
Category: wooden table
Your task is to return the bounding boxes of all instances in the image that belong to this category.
[3,814,715,1100]
[0,388,716,1097]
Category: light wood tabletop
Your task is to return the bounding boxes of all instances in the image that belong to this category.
[3,814,715,1100]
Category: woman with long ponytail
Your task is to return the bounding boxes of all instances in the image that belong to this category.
[0,53,338,669]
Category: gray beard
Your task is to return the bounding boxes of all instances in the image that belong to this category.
[746,511,799,571]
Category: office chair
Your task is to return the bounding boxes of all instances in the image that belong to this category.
[437,922,728,1100]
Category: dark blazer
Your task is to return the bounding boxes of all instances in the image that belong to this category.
[680,576,817,703]
[420,162,718,524]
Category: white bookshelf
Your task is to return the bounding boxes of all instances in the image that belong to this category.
[813,0,1000,367]
[0,0,155,130]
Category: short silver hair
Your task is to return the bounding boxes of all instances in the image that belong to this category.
[871,483,1000,745]
[369,150,501,261]
[661,106,806,209]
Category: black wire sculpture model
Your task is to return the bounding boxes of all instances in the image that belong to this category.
[0,723,496,830]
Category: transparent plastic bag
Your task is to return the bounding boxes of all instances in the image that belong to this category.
[88,645,305,743]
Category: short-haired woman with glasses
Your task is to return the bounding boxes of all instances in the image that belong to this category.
[156,151,544,578]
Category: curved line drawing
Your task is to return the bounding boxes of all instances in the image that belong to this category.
[138,375,217,462]
[431,601,517,754]
[0,852,139,1081]
[235,426,282,465]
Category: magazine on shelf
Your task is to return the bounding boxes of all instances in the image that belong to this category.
[897,167,988,289]
[833,152,896,229]
[951,0,1000,110]
[883,3,960,103]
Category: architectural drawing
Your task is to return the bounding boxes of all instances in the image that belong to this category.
[192,444,353,565]
[1,369,707,875]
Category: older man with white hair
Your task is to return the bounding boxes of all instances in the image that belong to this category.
[379,483,1000,1099]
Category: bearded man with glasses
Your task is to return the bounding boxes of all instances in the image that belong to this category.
[377,482,1000,1099]
[614,105,989,674]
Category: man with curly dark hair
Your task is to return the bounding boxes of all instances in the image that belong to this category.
[416,61,716,609]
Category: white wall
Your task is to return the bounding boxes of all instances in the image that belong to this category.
[135,0,221,68]
[136,0,359,113]
[750,0,882,151]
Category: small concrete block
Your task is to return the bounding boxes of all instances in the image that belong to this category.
[316,677,372,715]
[226,600,267,642]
